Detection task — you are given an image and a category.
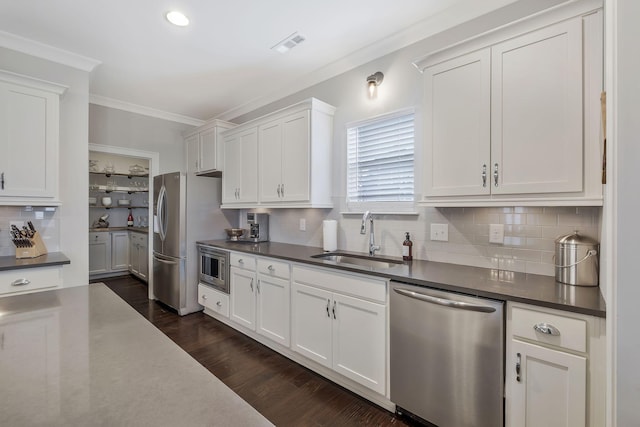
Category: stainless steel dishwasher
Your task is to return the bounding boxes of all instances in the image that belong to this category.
[390,281,504,427]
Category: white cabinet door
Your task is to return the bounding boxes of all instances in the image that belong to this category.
[256,274,290,347]
[129,234,139,274]
[137,235,148,281]
[185,133,200,175]
[110,232,129,271]
[89,233,110,275]
[281,110,310,202]
[0,81,60,200]
[423,49,491,197]
[222,127,258,205]
[258,120,282,203]
[508,339,586,427]
[491,18,583,195]
[291,282,333,369]
[229,267,256,329]
[199,127,218,172]
[332,293,386,394]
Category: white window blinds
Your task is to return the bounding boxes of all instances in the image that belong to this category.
[347,111,415,202]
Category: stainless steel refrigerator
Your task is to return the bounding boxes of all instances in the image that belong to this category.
[152,171,233,315]
[153,172,188,314]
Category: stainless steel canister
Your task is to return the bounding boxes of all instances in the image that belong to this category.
[554,232,599,286]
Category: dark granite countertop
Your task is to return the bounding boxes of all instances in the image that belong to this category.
[0,252,71,272]
[198,240,606,318]
[89,227,149,233]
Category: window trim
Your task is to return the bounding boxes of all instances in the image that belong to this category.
[345,108,416,212]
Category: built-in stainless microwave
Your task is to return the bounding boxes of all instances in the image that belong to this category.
[197,244,229,294]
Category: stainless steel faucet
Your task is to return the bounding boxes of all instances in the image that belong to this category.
[360,211,380,256]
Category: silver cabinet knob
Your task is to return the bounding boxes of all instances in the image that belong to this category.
[216,301,222,307]
[11,278,30,286]
[202,294,207,300]
[268,265,275,271]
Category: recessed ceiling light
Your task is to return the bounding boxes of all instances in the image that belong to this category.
[166,11,189,27]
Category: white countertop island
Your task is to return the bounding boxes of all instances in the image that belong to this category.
[0,283,272,427]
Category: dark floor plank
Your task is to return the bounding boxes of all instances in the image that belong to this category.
[92,275,409,426]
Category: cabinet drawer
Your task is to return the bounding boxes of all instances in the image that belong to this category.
[0,266,62,296]
[230,252,256,270]
[511,306,587,353]
[257,258,290,279]
[90,232,109,243]
[292,265,387,303]
[198,284,229,317]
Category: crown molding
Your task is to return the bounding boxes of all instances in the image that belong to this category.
[0,30,101,72]
[89,94,205,127]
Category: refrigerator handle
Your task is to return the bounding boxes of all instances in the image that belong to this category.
[157,184,167,241]
[153,254,178,265]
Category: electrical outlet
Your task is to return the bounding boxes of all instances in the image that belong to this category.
[489,224,505,244]
[299,218,306,231]
[430,223,449,241]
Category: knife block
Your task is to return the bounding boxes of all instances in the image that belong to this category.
[15,231,48,259]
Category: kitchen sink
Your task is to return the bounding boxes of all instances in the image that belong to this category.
[311,252,404,270]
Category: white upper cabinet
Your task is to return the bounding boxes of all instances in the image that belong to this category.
[184,119,235,176]
[259,110,310,203]
[222,98,335,209]
[491,18,583,195]
[221,127,258,205]
[0,71,66,205]
[424,49,491,197]
[416,5,603,206]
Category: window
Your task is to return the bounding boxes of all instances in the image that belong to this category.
[347,110,415,206]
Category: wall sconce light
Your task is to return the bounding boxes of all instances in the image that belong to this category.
[366,71,384,99]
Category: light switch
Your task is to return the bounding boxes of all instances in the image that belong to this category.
[430,223,449,241]
[489,224,505,244]
[299,218,306,231]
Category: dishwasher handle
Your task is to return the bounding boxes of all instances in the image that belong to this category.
[393,287,497,313]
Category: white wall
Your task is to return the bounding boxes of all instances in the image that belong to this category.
[612,0,640,424]
[89,104,194,174]
[0,46,90,287]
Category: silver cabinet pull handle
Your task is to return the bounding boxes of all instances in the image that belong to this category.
[326,299,330,317]
[516,352,521,382]
[533,322,561,336]
[216,301,222,307]
[257,279,261,293]
[482,164,487,187]
[281,183,284,197]
[277,184,281,197]
[332,301,337,319]
[249,278,254,292]
[393,288,497,313]
[1,172,4,190]
[493,163,499,187]
[11,278,30,286]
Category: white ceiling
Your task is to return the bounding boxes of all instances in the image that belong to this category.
[0,0,523,123]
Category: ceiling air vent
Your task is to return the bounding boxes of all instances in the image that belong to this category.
[271,32,306,54]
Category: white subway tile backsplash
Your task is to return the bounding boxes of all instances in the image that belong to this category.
[266,205,602,278]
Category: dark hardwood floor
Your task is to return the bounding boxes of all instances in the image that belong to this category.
[93,275,410,426]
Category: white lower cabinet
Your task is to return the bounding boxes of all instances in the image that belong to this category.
[129,232,148,281]
[0,266,62,296]
[229,254,291,348]
[229,264,256,329]
[505,302,605,427]
[110,231,129,271]
[292,265,387,395]
[198,284,229,318]
[89,232,110,275]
